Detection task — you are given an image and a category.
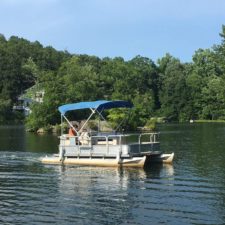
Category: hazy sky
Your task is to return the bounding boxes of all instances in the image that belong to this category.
[0,0,225,62]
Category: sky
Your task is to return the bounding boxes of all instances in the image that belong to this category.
[0,0,225,63]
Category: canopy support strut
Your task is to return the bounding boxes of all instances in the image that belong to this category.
[62,114,78,134]
[96,109,113,131]
[78,108,96,133]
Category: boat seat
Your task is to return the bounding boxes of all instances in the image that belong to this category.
[97,138,117,145]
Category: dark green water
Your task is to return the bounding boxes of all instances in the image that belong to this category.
[0,124,225,225]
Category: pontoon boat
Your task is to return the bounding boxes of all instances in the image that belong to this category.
[41,100,174,167]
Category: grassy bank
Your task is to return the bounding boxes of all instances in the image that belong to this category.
[194,120,225,123]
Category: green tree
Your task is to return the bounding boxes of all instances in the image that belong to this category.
[201,76,225,119]
[158,54,188,121]
[187,48,222,119]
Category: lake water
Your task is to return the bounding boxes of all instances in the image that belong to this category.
[0,124,225,225]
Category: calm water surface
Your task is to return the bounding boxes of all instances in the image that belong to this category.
[0,124,225,225]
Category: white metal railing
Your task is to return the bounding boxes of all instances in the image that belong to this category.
[138,132,159,144]
[60,132,159,154]
[60,133,159,156]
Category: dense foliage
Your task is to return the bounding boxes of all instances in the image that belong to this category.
[1,25,225,129]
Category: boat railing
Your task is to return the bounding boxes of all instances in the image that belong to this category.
[60,132,159,154]
[60,132,159,146]
[138,132,159,144]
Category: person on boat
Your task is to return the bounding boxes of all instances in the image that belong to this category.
[68,127,76,136]
[79,129,90,145]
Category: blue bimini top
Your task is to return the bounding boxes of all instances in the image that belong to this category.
[58,100,133,115]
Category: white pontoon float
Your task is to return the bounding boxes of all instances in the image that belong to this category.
[41,100,174,167]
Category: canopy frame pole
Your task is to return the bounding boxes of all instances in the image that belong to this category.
[61,115,63,135]
[62,114,78,134]
[96,109,113,131]
[78,108,96,133]
[115,108,132,132]
[96,109,107,122]
[115,116,126,132]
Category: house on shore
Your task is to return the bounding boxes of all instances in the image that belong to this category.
[13,85,45,116]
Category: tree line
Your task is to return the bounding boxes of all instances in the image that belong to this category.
[1,25,225,130]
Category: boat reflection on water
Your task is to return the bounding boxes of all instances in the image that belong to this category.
[144,163,174,178]
[51,164,174,196]
[48,164,176,225]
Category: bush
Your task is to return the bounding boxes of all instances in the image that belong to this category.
[144,118,157,131]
